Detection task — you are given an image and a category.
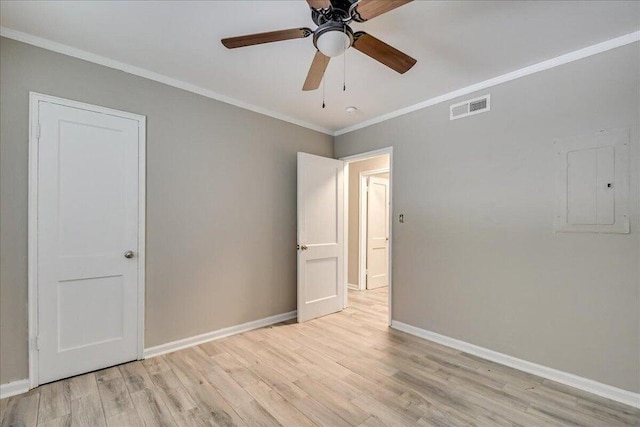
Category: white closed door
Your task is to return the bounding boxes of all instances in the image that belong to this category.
[366,176,389,289]
[297,152,344,322]
[37,100,141,384]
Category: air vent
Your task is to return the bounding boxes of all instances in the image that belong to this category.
[450,94,490,120]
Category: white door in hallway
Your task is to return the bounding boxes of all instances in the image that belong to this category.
[366,176,389,289]
[297,152,344,322]
[35,98,143,384]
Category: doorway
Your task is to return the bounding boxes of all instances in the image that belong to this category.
[28,93,146,387]
[341,148,393,324]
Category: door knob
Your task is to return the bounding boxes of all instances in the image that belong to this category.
[124,250,135,259]
[300,245,308,251]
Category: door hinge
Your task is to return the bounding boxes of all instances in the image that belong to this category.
[35,123,41,140]
[35,335,41,351]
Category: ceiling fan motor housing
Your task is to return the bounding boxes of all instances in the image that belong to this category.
[313,22,354,57]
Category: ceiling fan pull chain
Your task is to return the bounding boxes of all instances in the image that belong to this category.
[343,56,346,92]
[322,57,326,109]
[343,26,347,91]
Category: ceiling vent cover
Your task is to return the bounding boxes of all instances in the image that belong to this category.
[450,94,491,120]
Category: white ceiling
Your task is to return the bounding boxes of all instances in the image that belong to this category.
[1,1,639,133]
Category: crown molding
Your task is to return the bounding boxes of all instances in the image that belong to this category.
[0,26,334,136]
[2,27,638,138]
[334,31,640,136]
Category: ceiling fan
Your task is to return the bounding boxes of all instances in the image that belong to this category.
[221,0,416,91]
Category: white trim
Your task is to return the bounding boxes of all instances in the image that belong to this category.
[391,320,640,409]
[359,175,367,291]
[28,92,146,389]
[28,93,39,390]
[340,147,393,325]
[341,147,393,162]
[5,30,636,139]
[136,103,147,361]
[335,31,640,136]
[3,28,638,137]
[342,162,350,309]
[359,168,389,176]
[347,283,359,291]
[359,168,390,291]
[0,380,31,399]
[144,311,297,359]
[0,26,333,136]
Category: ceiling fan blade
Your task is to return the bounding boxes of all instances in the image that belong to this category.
[222,28,312,49]
[303,51,330,91]
[307,0,331,9]
[355,0,412,21]
[353,32,416,74]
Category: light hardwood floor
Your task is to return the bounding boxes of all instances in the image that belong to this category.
[2,287,638,426]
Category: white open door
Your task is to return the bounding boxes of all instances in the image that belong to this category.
[366,176,390,289]
[297,152,344,322]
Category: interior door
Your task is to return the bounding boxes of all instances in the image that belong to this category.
[366,176,389,289]
[37,100,141,384]
[297,152,344,322]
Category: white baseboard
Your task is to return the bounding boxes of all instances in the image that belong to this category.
[348,283,359,290]
[143,310,297,359]
[0,379,30,399]
[0,311,297,399]
[7,315,637,408]
[391,321,640,409]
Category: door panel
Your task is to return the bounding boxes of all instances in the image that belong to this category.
[58,276,124,351]
[297,153,344,322]
[305,258,338,302]
[37,101,140,384]
[366,176,389,289]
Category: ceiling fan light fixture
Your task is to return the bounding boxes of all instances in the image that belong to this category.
[316,30,350,57]
[221,0,416,92]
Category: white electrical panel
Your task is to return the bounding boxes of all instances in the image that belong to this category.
[554,128,629,234]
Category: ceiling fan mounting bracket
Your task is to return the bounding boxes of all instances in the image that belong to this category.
[311,0,362,25]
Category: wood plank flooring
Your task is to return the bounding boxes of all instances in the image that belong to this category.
[2,287,638,426]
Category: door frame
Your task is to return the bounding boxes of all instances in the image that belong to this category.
[340,147,393,325]
[359,168,390,291]
[27,92,146,389]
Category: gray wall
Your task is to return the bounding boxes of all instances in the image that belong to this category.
[335,44,640,392]
[2,35,638,394]
[0,37,333,383]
